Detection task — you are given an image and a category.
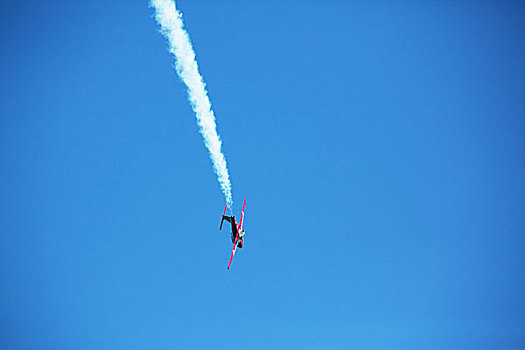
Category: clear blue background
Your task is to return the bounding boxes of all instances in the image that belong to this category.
[1,1,524,348]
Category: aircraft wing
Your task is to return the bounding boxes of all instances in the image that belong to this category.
[227,237,238,270]
[237,198,246,232]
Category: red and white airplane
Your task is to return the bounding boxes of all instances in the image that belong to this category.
[219,198,246,270]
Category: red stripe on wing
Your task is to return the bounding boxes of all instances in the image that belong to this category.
[237,198,246,232]
[227,237,238,270]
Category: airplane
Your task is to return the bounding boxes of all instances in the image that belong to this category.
[219,198,246,270]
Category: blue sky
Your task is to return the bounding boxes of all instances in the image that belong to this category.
[1,1,524,349]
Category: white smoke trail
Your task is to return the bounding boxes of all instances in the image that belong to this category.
[151,0,233,208]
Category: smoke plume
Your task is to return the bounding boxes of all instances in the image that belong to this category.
[151,0,233,207]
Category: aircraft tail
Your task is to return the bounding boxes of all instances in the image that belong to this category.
[219,203,227,230]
